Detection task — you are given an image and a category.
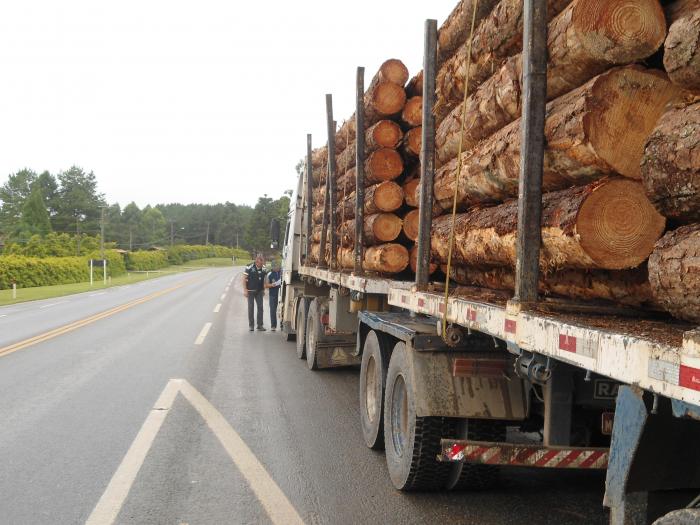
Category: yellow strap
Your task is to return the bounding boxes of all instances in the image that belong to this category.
[442,0,480,340]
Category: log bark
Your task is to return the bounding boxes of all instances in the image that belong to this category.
[309,242,330,265]
[338,244,409,274]
[436,0,501,66]
[340,181,404,220]
[339,213,403,247]
[434,67,680,207]
[311,147,327,169]
[312,185,326,206]
[641,101,700,224]
[402,209,420,241]
[403,178,420,208]
[446,265,655,307]
[436,0,668,166]
[664,11,700,92]
[664,0,700,25]
[406,71,423,97]
[337,168,356,197]
[648,223,700,322]
[365,148,404,184]
[434,0,572,122]
[409,244,438,275]
[431,178,665,271]
[402,127,422,158]
[401,97,423,128]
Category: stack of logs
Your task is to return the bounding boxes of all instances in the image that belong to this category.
[305,0,700,322]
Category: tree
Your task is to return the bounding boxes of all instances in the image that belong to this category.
[0,169,38,236]
[53,166,105,234]
[19,184,52,237]
[138,206,167,247]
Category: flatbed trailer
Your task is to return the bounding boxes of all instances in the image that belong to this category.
[276,2,700,524]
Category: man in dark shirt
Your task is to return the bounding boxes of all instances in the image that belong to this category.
[243,254,267,331]
[267,262,282,331]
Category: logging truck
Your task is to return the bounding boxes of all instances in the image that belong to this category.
[275,0,700,523]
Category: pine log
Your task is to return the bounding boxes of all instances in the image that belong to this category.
[365,148,404,184]
[338,244,409,274]
[446,265,655,307]
[336,142,357,175]
[406,71,423,97]
[403,178,420,208]
[336,120,404,174]
[436,0,501,66]
[402,97,423,128]
[339,213,403,247]
[402,127,422,158]
[642,101,700,223]
[309,242,330,265]
[648,224,700,322]
[402,209,420,242]
[431,179,665,271]
[434,0,572,122]
[664,0,700,23]
[436,0,668,165]
[664,11,700,92]
[340,181,404,220]
[337,168,356,197]
[434,67,680,207]
[313,185,326,206]
[311,147,327,169]
[409,244,438,275]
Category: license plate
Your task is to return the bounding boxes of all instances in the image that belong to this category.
[601,412,615,435]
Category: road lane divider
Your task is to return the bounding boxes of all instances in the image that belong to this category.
[39,300,69,309]
[0,278,199,359]
[213,304,221,313]
[220,293,226,301]
[194,322,213,345]
[86,379,304,525]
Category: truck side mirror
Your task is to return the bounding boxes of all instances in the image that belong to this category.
[270,219,280,249]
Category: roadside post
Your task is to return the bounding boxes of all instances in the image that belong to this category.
[90,259,94,286]
[12,282,16,300]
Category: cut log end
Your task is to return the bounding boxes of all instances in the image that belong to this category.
[373,181,405,212]
[402,96,423,127]
[403,178,420,208]
[371,82,407,117]
[368,120,403,149]
[370,213,403,244]
[365,243,409,273]
[378,59,410,86]
[409,244,438,275]
[403,209,420,241]
[366,148,404,183]
[588,67,682,179]
[404,127,422,157]
[576,179,666,269]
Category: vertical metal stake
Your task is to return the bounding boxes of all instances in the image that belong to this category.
[514,0,547,303]
[416,19,437,289]
[354,67,366,275]
[305,134,313,265]
[326,96,338,270]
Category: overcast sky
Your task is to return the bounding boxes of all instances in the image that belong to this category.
[0,1,456,208]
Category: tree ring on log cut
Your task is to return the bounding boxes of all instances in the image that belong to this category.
[370,120,403,149]
[403,178,420,208]
[402,96,423,127]
[371,82,407,117]
[587,67,680,179]
[379,59,410,86]
[577,178,665,269]
[405,127,422,157]
[403,209,420,241]
[372,213,403,243]
[573,0,666,64]
[367,148,404,182]
[374,181,405,212]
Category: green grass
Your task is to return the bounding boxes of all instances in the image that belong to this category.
[182,257,238,267]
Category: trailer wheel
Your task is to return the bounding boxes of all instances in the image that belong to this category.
[295,298,310,360]
[359,330,392,450]
[445,419,505,491]
[306,298,322,370]
[383,341,452,491]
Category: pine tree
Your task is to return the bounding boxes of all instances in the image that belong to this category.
[19,184,52,236]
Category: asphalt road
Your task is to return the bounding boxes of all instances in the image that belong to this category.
[0,267,609,524]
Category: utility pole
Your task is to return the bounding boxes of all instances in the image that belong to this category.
[205,222,210,245]
[76,215,81,255]
[236,230,239,249]
[129,228,133,251]
[170,220,174,247]
[100,207,105,260]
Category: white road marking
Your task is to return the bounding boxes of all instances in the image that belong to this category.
[0,315,6,318]
[87,379,304,525]
[85,379,181,525]
[39,301,68,309]
[225,287,230,293]
[220,293,226,301]
[194,322,213,345]
[213,304,221,313]
[90,292,106,297]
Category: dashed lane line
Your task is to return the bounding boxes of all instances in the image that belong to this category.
[39,300,69,309]
[213,304,221,313]
[220,293,226,301]
[194,322,213,345]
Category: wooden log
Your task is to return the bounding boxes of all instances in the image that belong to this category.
[338,243,409,274]
[648,224,700,322]
[434,0,572,122]
[365,148,404,184]
[340,181,404,219]
[641,101,700,224]
[401,96,422,128]
[311,147,327,169]
[402,209,420,242]
[446,265,655,307]
[409,244,438,275]
[436,0,668,166]
[337,168,356,197]
[312,185,326,206]
[309,242,330,265]
[402,127,422,158]
[664,10,700,92]
[406,71,423,97]
[434,67,681,207]
[431,178,665,271]
[403,178,420,208]
[436,0,501,66]
[340,213,403,247]
[336,120,404,174]
[312,206,325,225]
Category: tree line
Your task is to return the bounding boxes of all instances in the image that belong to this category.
[0,166,290,255]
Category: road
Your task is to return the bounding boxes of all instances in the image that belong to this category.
[0,267,609,524]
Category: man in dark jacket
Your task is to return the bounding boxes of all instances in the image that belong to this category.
[243,254,267,331]
[267,262,282,331]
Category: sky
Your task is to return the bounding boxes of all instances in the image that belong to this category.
[0,0,456,208]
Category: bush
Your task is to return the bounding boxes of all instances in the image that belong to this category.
[165,244,235,265]
[125,251,169,271]
[0,255,89,289]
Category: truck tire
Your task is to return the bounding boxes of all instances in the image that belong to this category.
[306,298,322,370]
[295,298,310,360]
[445,419,505,491]
[383,341,453,491]
[653,509,700,525]
[359,330,393,450]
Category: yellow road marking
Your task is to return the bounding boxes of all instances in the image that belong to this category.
[87,379,304,525]
[0,278,198,359]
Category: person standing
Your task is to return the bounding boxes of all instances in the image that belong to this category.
[243,254,267,331]
[266,262,282,331]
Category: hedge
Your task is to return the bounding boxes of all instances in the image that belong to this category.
[166,244,235,265]
[126,251,169,271]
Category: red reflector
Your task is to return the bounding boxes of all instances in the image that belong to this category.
[321,314,329,325]
[453,358,509,378]
[504,319,516,334]
[680,365,700,392]
[601,412,614,436]
[559,334,577,353]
